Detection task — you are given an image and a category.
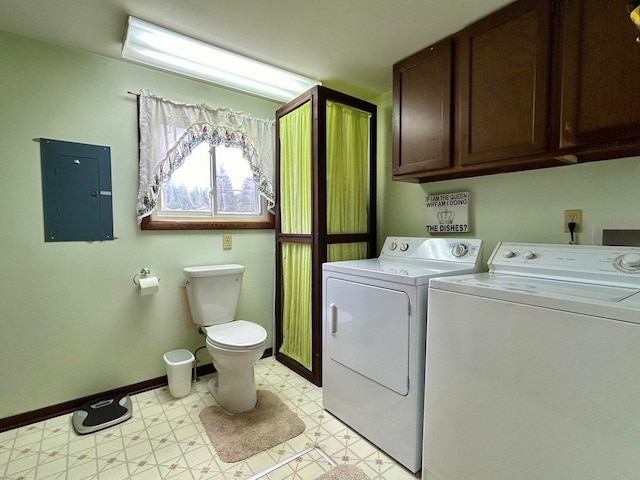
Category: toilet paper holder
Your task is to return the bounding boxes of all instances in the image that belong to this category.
[133,268,159,285]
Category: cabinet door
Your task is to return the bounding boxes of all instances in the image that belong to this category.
[558,0,640,149]
[456,0,552,166]
[393,38,452,177]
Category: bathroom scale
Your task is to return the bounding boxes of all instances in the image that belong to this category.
[72,393,133,435]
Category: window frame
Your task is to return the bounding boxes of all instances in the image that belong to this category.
[141,213,274,230]
[141,143,274,231]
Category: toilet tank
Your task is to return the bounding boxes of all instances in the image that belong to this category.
[183,264,244,327]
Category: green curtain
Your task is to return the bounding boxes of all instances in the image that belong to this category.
[278,102,312,369]
[326,101,371,235]
[279,102,311,235]
[279,242,312,370]
[327,242,368,262]
[278,100,371,371]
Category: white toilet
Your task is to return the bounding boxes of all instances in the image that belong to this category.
[183,264,267,413]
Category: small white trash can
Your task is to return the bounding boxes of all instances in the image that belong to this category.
[163,349,194,398]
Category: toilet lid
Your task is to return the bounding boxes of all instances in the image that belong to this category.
[205,320,267,349]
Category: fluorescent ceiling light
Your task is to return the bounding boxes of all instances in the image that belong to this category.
[122,16,320,102]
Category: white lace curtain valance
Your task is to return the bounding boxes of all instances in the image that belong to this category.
[136,90,276,223]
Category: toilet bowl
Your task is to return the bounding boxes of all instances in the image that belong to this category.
[183,264,267,413]
[205,320,267,413]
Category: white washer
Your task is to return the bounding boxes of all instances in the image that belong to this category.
[322,236,483,473]
[423,242,640,480]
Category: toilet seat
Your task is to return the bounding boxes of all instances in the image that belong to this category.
[205,320,267,350]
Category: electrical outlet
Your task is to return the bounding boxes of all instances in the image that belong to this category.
[563,209,582,233]
[222,233,232,250]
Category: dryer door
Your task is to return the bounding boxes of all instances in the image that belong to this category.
[325,277,410,395]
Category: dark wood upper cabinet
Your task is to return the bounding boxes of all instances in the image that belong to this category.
[392,0,640,183]
[392,38,452,179]
[558,0,640,151]
[456,0,552,166]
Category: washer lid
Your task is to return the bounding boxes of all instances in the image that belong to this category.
[205,320,267,348]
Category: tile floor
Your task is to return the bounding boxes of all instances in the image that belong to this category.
[0,358,420,480]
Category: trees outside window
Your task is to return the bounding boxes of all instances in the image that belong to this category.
[144,142,272,229]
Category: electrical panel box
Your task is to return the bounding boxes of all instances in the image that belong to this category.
[40,138,113,242]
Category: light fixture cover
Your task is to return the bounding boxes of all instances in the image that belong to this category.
[122,16,320,102]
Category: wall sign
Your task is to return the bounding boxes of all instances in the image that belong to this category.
[426,192,470,233]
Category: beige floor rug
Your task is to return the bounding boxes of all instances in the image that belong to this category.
[199,390,305,463]
[315,465,371,480]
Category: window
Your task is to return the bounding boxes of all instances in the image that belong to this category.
[141,143,273,230]
[136,91,275,229]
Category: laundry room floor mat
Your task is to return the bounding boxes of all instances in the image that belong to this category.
[315,465,372,479]
[199,390,305,463]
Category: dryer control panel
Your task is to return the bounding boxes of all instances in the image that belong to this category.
[380,237,482,264]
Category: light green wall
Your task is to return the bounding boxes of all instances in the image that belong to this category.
[3,28,640,422]
[374,91,640,263]
[0,31,280,419]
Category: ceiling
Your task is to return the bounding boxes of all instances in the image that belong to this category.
[0,0,514,100]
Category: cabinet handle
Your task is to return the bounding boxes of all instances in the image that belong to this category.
[329,303,338,334]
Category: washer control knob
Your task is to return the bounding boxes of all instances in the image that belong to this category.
[451,243,468,258]
[503,250,516,259]
[523,251,536,260]
[400,243,409,252]
[621,253,640,270]
[389,242,397,251]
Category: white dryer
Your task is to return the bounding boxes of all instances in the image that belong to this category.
[322,236,483,473]
[423,242,640,480]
